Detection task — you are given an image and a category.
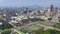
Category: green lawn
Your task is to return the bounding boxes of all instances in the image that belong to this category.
[28,24,41,30]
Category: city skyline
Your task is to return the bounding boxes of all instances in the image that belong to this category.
[0,0,60,7]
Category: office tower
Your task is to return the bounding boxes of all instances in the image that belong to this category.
[50,4,55,17]
[50,5,54,12]
[26,7,30,22]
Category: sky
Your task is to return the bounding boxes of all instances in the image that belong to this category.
[0,0,60,7]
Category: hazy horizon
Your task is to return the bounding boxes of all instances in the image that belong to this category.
[0,0,60,7]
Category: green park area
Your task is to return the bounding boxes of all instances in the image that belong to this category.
[53,23,60,29]
[1,28,60,34]
[44,29,60,34]
[0,20,13,30]
[28,29,60,34]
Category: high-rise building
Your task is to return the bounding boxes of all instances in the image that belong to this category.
[50,4,54,17]
[50,5,54,12]
[54,7,58,17]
